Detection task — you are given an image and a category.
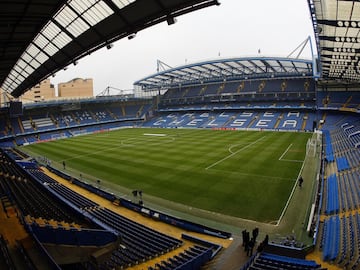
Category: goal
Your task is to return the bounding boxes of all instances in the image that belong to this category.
[306,131,321,157]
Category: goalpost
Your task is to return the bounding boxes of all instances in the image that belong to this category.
[306,131,321,157]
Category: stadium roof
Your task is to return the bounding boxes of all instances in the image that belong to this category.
[309,0,360,84]
[0,0,219,98]
[134,57,314,90]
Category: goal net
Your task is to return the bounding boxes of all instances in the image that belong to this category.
[306,131,321,157]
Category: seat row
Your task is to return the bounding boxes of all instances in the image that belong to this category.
[337,171,360,211]
[325,174,339,215]
[336,156,350,172]
[0,149,192,269]
[26,168,99,210]
[26,169,185,268]
[0,158,83,223]
[27,169,58,184]
[321,216,340,261]
[148,245,212,270]
[47,182,99,209]
[2,176,79,223]
[89,207,182,268]
[0,234,15,270]
[331,129,357,152]
[323,130,334,162]
[242,252,322,270]
[0,157,26,179]
[5,158,186,268]
[319,213,360,268]
[337,215,355,267]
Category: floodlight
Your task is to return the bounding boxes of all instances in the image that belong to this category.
[128,33,136,40]
[166,16,177,25]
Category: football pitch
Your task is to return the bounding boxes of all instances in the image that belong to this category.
[21,128,312,223]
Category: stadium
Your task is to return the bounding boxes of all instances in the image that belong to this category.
[0,0,359,270]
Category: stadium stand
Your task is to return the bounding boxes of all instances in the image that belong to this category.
[317,91,360,110]
[0,99,151,147]
[29,224,118,247]
[1,144,235,269]
[0,78,320,148]
[323,130,335,162]
[145,110,316,131]
[2,0,360,269]
[1,83,358,270]
[240,252,323,270]
[321,216,340,261]
[0,234,16,270]
[148,245,212,270]
[0,156,84,223]
[0,149,196,269]
[159,97,354,270]
[0,84,355,269]
[88,207,182,255]
[140,77,319,133]
[312,109,360,269]
[0,23,357,270]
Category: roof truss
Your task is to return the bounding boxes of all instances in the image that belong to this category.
[0,0,220,98]
[134,57,314,89]
[308,0,360,83]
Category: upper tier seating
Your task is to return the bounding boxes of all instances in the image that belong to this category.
[318,91,360,109]
[163,78,314,99]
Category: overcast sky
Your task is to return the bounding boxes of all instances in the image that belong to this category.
[51,0,315,96]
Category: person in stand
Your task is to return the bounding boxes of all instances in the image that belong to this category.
[252,227,259,242]
[257,242,264,253]
[244,231,250,253]
[242,229,247,247]
[247,238,255,256]
[263,234,269,246]
[257,235,269,253]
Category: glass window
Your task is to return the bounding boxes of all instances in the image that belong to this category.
[112,0,135,9]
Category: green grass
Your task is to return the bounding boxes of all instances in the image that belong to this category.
[21,128,312,223]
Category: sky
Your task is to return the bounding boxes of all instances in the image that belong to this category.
[51,0,316,96]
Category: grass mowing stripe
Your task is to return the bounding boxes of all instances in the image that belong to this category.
[205,136,266,170]
[21,128,312,222]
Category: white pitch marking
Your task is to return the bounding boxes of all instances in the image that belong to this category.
[143,133,167,137]
[205,136,266,170]
[279,143,292,161]
[279,143,303,163]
